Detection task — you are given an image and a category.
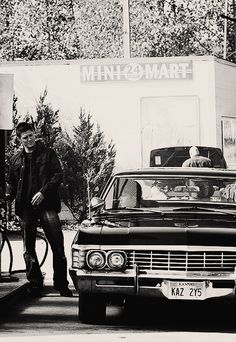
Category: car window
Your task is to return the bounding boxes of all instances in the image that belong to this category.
[104,179,141,210]
[104,176,236,210]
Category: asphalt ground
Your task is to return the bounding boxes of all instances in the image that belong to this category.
[1,231,236,342]
[0,230,75,311]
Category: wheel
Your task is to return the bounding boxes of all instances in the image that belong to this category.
[78,293,107,324]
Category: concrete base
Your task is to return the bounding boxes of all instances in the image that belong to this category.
[0,272,30,310]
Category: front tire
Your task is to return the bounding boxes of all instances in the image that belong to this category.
[78,293,107,324]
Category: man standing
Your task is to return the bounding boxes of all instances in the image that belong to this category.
[182,146,213,198]
[182,146,212,167]
[8,122,72,297]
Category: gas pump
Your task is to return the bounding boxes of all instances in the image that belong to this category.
[0,129,18,282]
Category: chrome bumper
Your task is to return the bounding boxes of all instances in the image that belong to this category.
[69,266,236,300]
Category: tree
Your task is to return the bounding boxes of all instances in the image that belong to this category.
[4,91,116,223]
[29,88,61,148]
[5,93,22,163]
[53,130,80,212]
[57,109,116,221]
[5,90,62,220]
[0,0,235,61]
[4,93,22,222]
[130,0,229,59]
[74,0,123,58]
[0,0,122,60]
[6,89,61,160]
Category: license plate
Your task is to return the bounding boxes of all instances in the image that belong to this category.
[167,281,205,300]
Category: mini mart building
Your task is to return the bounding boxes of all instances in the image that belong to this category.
[1,55,236,170]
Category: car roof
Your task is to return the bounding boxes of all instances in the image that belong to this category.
[115,167,236,177]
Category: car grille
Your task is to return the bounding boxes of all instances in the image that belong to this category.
[126,250,236,272]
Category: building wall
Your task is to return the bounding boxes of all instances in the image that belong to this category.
[0,74,13,130]
[0,56,222,171]
[138,57,216,166]
[0,130,6,196]
[75,56,218,169]
[215,59,236,167]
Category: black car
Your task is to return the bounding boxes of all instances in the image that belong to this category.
[70,167,236,323]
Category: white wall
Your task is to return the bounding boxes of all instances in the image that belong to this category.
[215,59,236,121]
[0,74,14,129]
[0,56,222,171]
[140,95,200,166]
[215,59,236,167]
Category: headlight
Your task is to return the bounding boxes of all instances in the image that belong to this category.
[107,251,126,270]
[87,251,106,270]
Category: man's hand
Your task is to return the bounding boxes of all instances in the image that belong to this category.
[31,192,44,206]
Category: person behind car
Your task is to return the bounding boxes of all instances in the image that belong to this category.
[182,146,213,198]
[182,146,212,168]
[7,122,72,297]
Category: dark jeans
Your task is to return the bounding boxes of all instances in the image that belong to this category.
[19,208,69,290]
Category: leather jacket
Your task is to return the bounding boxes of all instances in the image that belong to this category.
[8,140,63,215]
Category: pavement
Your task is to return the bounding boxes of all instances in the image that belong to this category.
[2,333,236,342]
[0,271,30,311]
[1,233,236,342]
[0,229,75,312]
[0,229,29,311]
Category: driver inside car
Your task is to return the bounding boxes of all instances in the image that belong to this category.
[118,180,142,208]
[148,181,168,200]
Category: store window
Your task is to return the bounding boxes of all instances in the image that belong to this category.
[222,117,236,166]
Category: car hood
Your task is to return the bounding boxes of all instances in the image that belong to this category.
[76,224,236,247]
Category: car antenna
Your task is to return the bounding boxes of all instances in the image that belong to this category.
[86,174,92,221]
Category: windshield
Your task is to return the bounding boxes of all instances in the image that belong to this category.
[103,176,236,210]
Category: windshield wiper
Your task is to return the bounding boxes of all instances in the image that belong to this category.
[171,206,236,218]
[116,207,164,214]
[117,206,236,219]
[94,207,165,225]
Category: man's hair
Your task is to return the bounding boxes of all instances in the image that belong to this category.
[189,146,200,158]
[16,122,34,138]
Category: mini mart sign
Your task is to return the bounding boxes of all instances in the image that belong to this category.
[80,61,193,82]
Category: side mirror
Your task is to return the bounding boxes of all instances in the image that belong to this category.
[90,197,105,210]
